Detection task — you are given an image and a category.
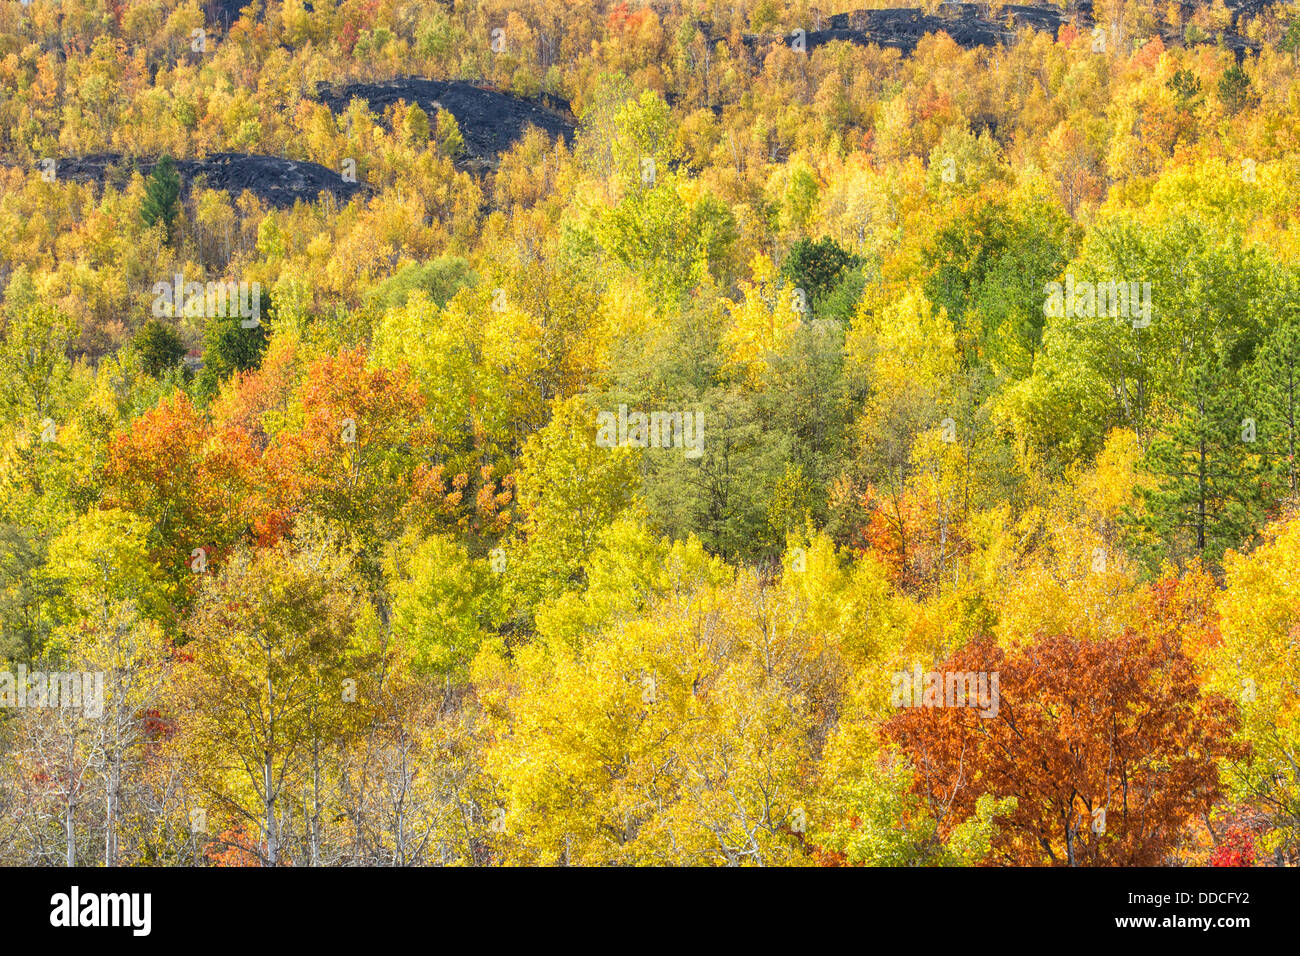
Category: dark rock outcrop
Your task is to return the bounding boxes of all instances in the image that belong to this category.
[317,79,575,167]
[46,152,366,208]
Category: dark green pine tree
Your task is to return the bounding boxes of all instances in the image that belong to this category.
[1217,64,1257,115]
[1247,287,1300,501]
[140,155,181,243]
[779,236,860,319]
[132,317,187,379]
[1129,357,1269,568]
[194,291,272,404]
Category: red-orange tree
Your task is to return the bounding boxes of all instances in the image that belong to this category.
[261,347,514,555]
[260,347,433,549]
[100,392,261,619]
[884,632,1242,865]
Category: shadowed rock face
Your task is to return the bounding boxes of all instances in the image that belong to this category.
[33,78,575,207]
[45,153,366,208]
[794,4,1070,53]
[316,79,575,168]
[202,0,258,31]
[744,1,1263,57]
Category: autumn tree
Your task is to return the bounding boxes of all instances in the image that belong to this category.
[172,527,379,866]
[100,391,261,622]
[1207,510,1300,861]
[258,347,439,568]
[885,632,1241,865]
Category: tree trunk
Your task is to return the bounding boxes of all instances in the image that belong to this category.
[264,752,278,866]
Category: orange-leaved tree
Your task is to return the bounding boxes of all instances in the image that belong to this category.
[260,347,434,555]
[884,631,1242,865]
[100,391,261,621]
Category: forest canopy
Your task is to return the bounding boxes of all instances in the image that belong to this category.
[0,0,1298,868]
